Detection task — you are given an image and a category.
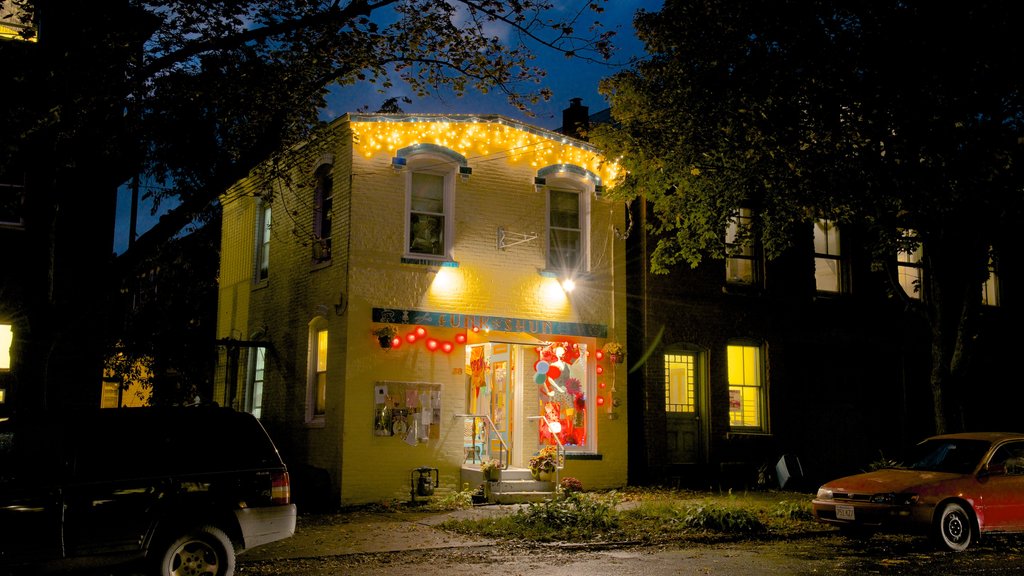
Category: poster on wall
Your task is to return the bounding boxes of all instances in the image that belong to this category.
[374,381,441,442]
[729,389,742,412]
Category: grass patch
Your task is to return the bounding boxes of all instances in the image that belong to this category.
[441,487,821,545]
[443,491,621,542]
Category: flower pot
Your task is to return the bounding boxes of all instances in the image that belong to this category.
[483,468,501,482]
[378,336,393,349]
[530,469,554,482]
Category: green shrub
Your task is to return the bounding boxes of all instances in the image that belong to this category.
[420,487,474,511]
[680,503,765,534]
[771,500,813,521]
[513,491,620,532]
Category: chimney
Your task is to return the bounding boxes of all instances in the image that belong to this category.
[562,98,590,140]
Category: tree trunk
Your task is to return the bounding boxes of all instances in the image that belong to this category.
[924,227,987,435]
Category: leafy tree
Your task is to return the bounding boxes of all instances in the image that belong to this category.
[593,0,1024,433]
[2,0,615,408]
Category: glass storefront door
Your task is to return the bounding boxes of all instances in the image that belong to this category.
[466,340,593,468]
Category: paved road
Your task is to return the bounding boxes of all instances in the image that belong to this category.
[238,536,1024,576]
[233,507,1024,576]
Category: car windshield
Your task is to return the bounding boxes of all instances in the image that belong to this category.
[906,439,991,474]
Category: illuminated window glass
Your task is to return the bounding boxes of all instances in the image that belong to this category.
[535,342,592,452]
[547,189,582,271]
[665,353,696,413]
[982,251,999,307]
[404,152,456,261]
[315,329,328,415]
[726,208,757,285]
[1,323,12,370]
[897,230,923,300]
[306,318,328,423]
[727,343,765,430]
[813,219,843,293]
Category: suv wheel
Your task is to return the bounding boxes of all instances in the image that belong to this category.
[154,525,236,576]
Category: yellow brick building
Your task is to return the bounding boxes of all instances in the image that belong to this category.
[216,113,627,507]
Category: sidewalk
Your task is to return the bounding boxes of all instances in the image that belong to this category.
[238,505,520,563]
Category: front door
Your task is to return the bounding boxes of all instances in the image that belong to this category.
[665,351,701,464]
[488,344,513,466]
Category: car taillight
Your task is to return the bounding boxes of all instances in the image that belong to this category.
[271,471,291,505]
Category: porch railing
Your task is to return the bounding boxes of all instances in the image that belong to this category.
[453,413,509,469]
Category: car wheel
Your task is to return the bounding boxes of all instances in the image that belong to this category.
[154,524,236,576]
[935,502,974,552]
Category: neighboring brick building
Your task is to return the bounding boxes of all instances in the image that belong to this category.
[216,113,628,506]
[624,198,1018,490]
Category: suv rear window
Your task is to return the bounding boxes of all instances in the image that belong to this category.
[68,408,283,481]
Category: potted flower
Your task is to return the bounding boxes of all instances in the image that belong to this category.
[480,459,501,482]
[559,476,584,495]
[373,325,398,349]
[602,341,625,364]
[529,445,558,481]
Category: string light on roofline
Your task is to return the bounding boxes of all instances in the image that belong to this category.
[350,117,621,186]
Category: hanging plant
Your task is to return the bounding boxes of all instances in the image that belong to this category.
[602,342,625,363]
[373,325,398,349]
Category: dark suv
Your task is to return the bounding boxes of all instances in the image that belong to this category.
[0,406,296,575]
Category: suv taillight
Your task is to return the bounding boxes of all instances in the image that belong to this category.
[271,471,291,505]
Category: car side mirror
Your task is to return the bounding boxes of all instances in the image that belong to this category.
[985,463,1006,477]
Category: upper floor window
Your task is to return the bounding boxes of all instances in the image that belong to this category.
[306,317,328,424]
[897,230,923,300]
[312,164,333,262]
[547,188,586,272]
[245,346,266,418]
[982,250,999,307]
[725,208,757,285]
[405,158,454,260]
[727,343,766,431]
[813,219,844,293]
[255,202,271,282]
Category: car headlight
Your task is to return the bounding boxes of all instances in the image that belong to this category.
[869,493,919,505]
[816,488,833,500]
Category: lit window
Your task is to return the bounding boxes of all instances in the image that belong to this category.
[535,342,592,452]
[547,188,584,272]
[255,202,271,282]
[246,346,266,418]
[306,318,328,423]
[405,154,455,260]
[1,323,12,370]
[727,343,766,430]
[665,352,696,413]
[312,164,333,262]
[813,219,843,293]
[726,208,757,285]
[982,251,999,307]
[897,230,923,300]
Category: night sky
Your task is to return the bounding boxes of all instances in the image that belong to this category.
[113,1,661,254]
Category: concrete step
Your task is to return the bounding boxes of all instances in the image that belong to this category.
[462,465,557,504]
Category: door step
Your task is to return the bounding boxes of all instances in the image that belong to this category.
[462,466,556,504]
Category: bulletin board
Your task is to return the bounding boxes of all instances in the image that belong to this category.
[373,381,442,445]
